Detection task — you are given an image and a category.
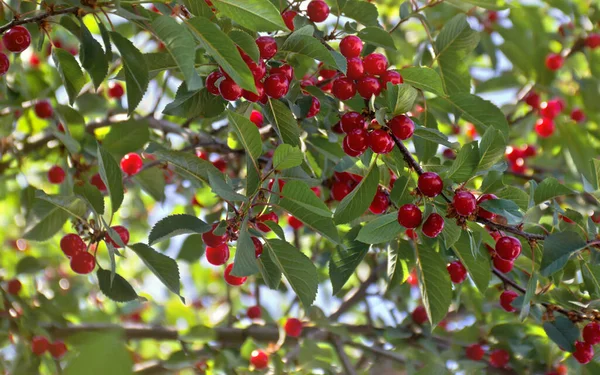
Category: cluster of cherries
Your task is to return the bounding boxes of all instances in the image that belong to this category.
[328,171,392,216]
[545,32,600,72]
[523,92,586,139]
[0,25,31,76]
[504,143,537,174]
[247,317,304,370]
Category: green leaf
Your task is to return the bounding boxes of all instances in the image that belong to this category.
[97,143,124,214]
[134,167,166,202]
[399,67,446,96]
[357,27,396,50]
[477,127,506,171]
[444,141,479,183]
[98,21,113,61]
[79,21,108,89]
[413,125,456,148]
[452,231,491,293]
[148,214,211,245]
[478,199,523,225]
[258,244,282,289]
[183,0,214,17]
[97,269,139,303]
[416,243,452,326]
[227,110,263,163]
[385,83,418,115]
[356,213,402,244]
[74,181,105,215]
[264,99,302,147]
[281,27,346,72]
[187,17,256,93]
[52,129,80,154]
[496,186,529,212]
[111,32,149,115]
[330,241,370,295]
[441,217,461,249]
[16,256,46,275]
[265,239,318,308]
[177,234,205,263]
[334,160,379,224]
[534,177,575,205]
[543,316,580,352]
[387,239,414,290]
[129,243,184,302]
[163,84,226,119]
[581,260,600,300]
[34,191,87,222]
[23,198,84,241]
[450,0,510,10]
[519,274,537,321]
[213,0,288,31]
[341,0,379,26]
[102,120,150,157]
[152,15,203,91]
[145,142,221,183]
[273,144,304,170]
[208,172,248,202]
[64,332,133,375]
[231,219,260,277]
[229,29,260,62]
[52,48,86,105]
[540,232,587,277]
[442,93,509,138]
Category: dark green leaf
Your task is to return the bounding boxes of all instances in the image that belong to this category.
[399,67,446,96]
[342,0,379,26]
[444,141,479,183]
[231,219,260,277]
[16,256,46,275]
[97,269,139,303]
[102,120,150,157]
[273,144,303,170]
[534,177,575,205]
[442,93,509,138]
[212,0,289,31]
[227,110,263,162]
[452,231,491,293]
[111,32,149,115]
[356,213,402,244]
[281,26,345,72]
[519,274,537,321]
[163,85,226,119]
[148,214,211,245]
[416,243,452,326]
[334,160,379,224]
[79,21,108,89]
[52,48,86,105]
[477,127,506,171]
[177,234,205,263]
[229,29,260,62]
[330,241,370,295]
[134,167,166,202]
[129,243,184,302]
[385,83,418,115]
[357,27,396,50]
[264,99,302,147]
[97,143,124,214]
[478,199,523,225]
[145,142,221,183]
[540,232,587,277]
[74,181,105,215]
[543,316,579,352]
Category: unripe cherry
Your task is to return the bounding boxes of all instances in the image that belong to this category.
[447,261,467,283]
[256,36,278,60]
[422,213,444,238]
[453,191,477,216]
[495,236,521,261]
[363,53,388,75]
[48,165,66,184]
[224,263,247,286]
[331,77,356,101]
[388,115,414,140]
[284,317,303,337]
[60,233,86,258]
[120,153,143,176]
[70,251,96,274]
[397,204,422,229]
[206,244,230,266]
[499,290,518,312]
[417,172,443,197]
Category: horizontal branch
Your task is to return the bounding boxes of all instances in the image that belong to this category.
[0,6,81,34]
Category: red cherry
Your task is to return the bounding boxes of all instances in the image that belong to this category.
[34,100,53,119]
[363,53,388,75]
[583,322,600,345]
[49,341,68,359]
[306,96,321,118]
[453,191,477,216]
[108,82,125,98]
[206,244,230,266]
[465,344,485,361]
[340,35,363,58]
[48,165,66,184]
[331,181,352,201]
[242,81,265,102]
[442,149,456,159]
[493,256,514,273]
[307,0,330,22]
[250,349,269,369]
[422,213,445,238]
[406,269,418,284]
[256,36,278,60]
[90,173,107,192]
[31,336,50,356]
[70,251,96,274]
[202,223,228,247]
[250,110,264,127]
[206,71,223,95]
[0,53,9,76]
[369,188,389,214]
[411,305,428,325]
[555,364,567,375]
[120,153,143,176]
[264,73,290,99]
[343,137,364,156]
[356,76,381,98]
[331,77,356,101]
[256,212,278,232]
[545,53,564,71]
[573,341,594,364]
[212,158,227,172]
[345,128,368,152]
[570,108,585,123]
[495,236,521,260]
[311,186,321,197]
[346,57,364,80]
[477,193,498,220]
[489,349,510,368]
[406,229,418,240]
[509,158,526,174]
[3,26,31,53]
[105,225,130,248]
[252,237,263,258]
[224,263,247,286]
[535,117,555,137]
[592,212,600,224]
[247,305,262,319]
[499,290,518,312]
[397,204,422,229]
[268,178,286,192]
[282,10,297,31]
[388,115,414,140]
[418,172,443,197]
[505,146,524,162]
[487,11,499,23]
[380,70,403,86]
[446,261,467,283]
[7,278,21,295]
[540,99,564,118]
[332,121,344,134]
[60,234,86,258]
[318,63,337,79]
[244,55,266,81]
[219,78,243,101]
[586,33,600,49]
[522,144,537,158]
[524,91,540,109]
[340,112,366,133]
[368,129,394,154]
[466,123,477,139]
[285,317,303,337]
[288,215,304,229]
[270,64,294,81]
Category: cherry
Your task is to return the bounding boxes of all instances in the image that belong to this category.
[465,344,485,361]
[406,270,418,285]
[331,181,352,201]
[205,71,223,95]
[545,53,564,71]
[108,82,125,98]
[332,121,343,134]
[586,33,600,49]
[487,11,499,23]
[368,129,394,154]
[307,0,330,22]
[369,188,389,214]
[250,110,264,127]
[270,64,294,81]
[202,223,228,247]
[583,322,600,345]
[466,123,477,139]
[345,128,368,153]
[489,349,510,368]
[250,349,269,369]
[447,261,467,283]
[90,173,107,192]
[340,35,363,58]
[7,278,21,295]
[499,290,518,312]
[242,81,265,102]
[477,193,497,220]
[31,336,50,356]
[422,213,445,238]
[264,73,290,99]
[0,53,8,76]
[509,158,526,174]
[70,251,96,274]
[540,98,564,118]
[206,244,230,266]
[120,153,143,176]
[555,364,567,375]
[340,112,366,133]
[60,234,86,258]
[282,10,297,30]
[105,225,130,248]
[244,56,266,81]
[592,212,600,224]
[356,76,381,98]
[406,229,418,240]
[346,57,364,80]
[493,256,514,273]
[453,191,477,216]
[252,237,263,258]
[442,149,456,159]
[268,178,286,192]
[224,263,247,285]
[34,100,53,119]
[256,36,278,60]
[212,158,227,172]
[332,77,356,101]
[247,305,262,319]
[411,305,428,325]
[397,204,422,229]
[285,317,303,337]
[49,340,68,359]
[495,236,521,260]
[381,71,404,87]
[570,108,585,123]
[288,215,303,229]
[219,78,243,101]
[573,341,594,364]
[524,91,540,109]
[343,137,363,156]
[306,96,321,118]
[417,172,443,197]
[311,186,321,197]
[3,26,31,53]
[256,212,278,232]
[363,53,388,75]
[48,165,66,184]
[535,117,555,137]
[523,144,537,158]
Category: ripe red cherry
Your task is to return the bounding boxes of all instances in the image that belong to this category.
[397,204,422,229]
[592,212,600,224]
[105,225,130,248]
[332,77,356,101]
[524,91,540,109]
[369,188,389,214]
[60,233,86,258]
[411,305,428,325]
[499,290,518,312]
[489,349,510,368]
[545,53,564,71]
[49,341,68,359]
[270,64,294,81]
[573,341,594,364]
[477,193,498,220]
[250,110,264,127]
[422,213,445,238]
[346,57,364,80]
[205,71,223,95]
[356,76,381,98]
[31,336,50,356]
[465,344,485,361]
[108,82,125,98]
[256,36,278,60]
[540,98,564,118]
[244,56,266,81]
[570,108,585,123]
[447,261,467,283]
[70,251,96,274]
[380,70,403,86]
[0,53,9,76]
[406,229,418,240]
[368,129,394,154]
[242,81,265,102]
[442,149,456,159]
[206,244,230,266]
[247,305,262,319]
[418,172,443,197]
[307,0,330,22]
[34,100,53,119]
[256,212,278,232]
[363,53,388,75]
[586,33,600,49]
[340,112,366,133]
[202,223,228,247]
[493,256,514,273]
[264,73,290,99]
[90,173,107,192]
[453,191,477,216]
[388,115,414,140]
[252,237,263,258]
[7,278,21,295]
[535,117,555,137]
[306,96,321,118]
[48,165,66,184]
[495,236,521,260]
[285,318,303,337]
[345,128,368,153]
[3,26,31,53]
[250,349,269,369]
[331,181,352,201]
[487,11,499,23]
[583,322,600,345]
[340,35,363,58]
[224,263,247,286]
[219,78,243,101]
[282,10,297,30]
[343,137,363,156]
[212,158,227,172]
[288,215,304,229]
[120,153,143,175]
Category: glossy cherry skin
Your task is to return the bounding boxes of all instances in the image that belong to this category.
[397,204,422,229]
[202,224,227,247]
[356,76,381,98]
[120,153,143,176]
[499,290,518,312]
[242,81,265,102]
[224,263,247,286]
[422,213,445,238]
[306,96,321,118]
[524,91,540,109]
[495,236,521,261]
[270,64,294,81]
[252,237,263,258]
[256,36,278,60]
[369,189,389,214]
[90,173,107,192]
[340,35,363,58]
[282,10,297,30]
[206,244,230,266]
[70,251,96,274]
[540,98,564,118]
[307,0,330,22]
[105,225,130,248]
[535,117,555,137]
[285,318,303,337]
[447,261,467,283]
[345,128,368,153]
[489,349,510,368]
[247,305,262,319]
[250,349,269,369]
[493,256,514,273]
[418,172,443,197]
[250,110,264,127]
[363,53,388,75]
[205,71,223,95]
[219,78,243,101]
[31,336,50,356]
[48,165,66,184]
[108,82,125,98]
[49,340,68,359]
[388,115,414,140]
[34,101,53,119]
[332,77,356,101]
[570,108,585,123]
[465,344,485,361]
[380,70,403,86]
[545,53,564,71]
[573,341,594,364]
[331,181,352,201]
[3,26,31,53]
[264,73,290,99]
[368,129,394,154]
[411,305,428,325]
[583,322,600,345]
[340,112,366,133]
[346,57,364,80]
[0,53,9,76]
[477,193,498,220]
[60,234,86,258]
[453,191,477,216]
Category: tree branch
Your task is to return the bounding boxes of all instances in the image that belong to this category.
[0,6,81,34]
[332,337,358,375]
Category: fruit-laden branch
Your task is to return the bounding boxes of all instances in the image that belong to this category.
[0,6,81,34]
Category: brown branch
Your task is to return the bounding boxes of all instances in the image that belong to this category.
[332,337,358,375]
[0,6,81,34]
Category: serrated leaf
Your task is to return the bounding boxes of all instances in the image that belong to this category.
[97,143,124,214]
[52,48,86,105]
[496,186,529,212]
[231,219,260,277]
[478,199,523,225]
[145,142,221,183]
[129,243,184,302]
[356,213,402,244]
[208,172,247,202]
[79,20,108,89]
[74,181,105,215]
[212,0,289,31]
[134,167,166,202]
[281,26,345,72]
[416,243,452,326]
[98,21,112,61]
[258,245,282,289]
[357,27,396,50]
[330,241,370,295]
[519,274,537,321]
[264,99,301,146]
[102,120,150,157]
[441,217,461,248]
[452,231,491,293]
[229,29,260,62]
[442,93,509,138]
[387,239,414,290]
[163,84,226,119]
[543,316,579,352]
[534,177,575,205]
[581,260,600,300]
[183,0,214,17]
[413,125,455,148]
[399,67,446,97]
[477,127,506,171]
[540,232,587,277]
[97,269,139,303]
[334,160,379,224]
[445,141,479,183]
[385,83,418,115]
[341,0,379,26]
[52,129,80,154]
[149,214,211,245]
[227,110,263,162]
[23,198,85,241]
[273,144,303,170]
[111,32,149,115]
